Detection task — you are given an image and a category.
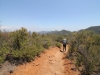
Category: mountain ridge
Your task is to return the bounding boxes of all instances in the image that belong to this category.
[85,26,100,34]
[38,26,100,34]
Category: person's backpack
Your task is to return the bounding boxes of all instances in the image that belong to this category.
[63,40,67,45]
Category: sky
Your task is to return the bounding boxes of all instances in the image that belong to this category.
[0,0,100,32]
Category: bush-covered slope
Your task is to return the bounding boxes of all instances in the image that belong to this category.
[0,27,63,65]
[86,26,100,34]
[68,31,100,75]
[39,29,71,35]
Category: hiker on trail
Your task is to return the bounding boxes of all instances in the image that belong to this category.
[62,38,67,52]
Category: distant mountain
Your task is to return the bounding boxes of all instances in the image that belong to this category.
[38,29,71,35]
[85,26,100,34]
[49,30,71,35]
[38,31,50,34]
[39,26,100,35]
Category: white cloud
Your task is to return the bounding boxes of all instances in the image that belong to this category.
[27,25,69,32]
[0,25,71,32]
[0,25,44,32]
[0,26,20,31]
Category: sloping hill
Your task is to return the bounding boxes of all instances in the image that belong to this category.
[86,26,100,34]
[50,30,71,35]
[39,30,71,35]
[39,26,100,35]
[38,31,50,34]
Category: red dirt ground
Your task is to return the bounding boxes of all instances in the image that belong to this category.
[10,46,80,75]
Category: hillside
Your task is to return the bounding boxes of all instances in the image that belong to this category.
[85,26,100,34]
[39,26,100,35]
[39,30,71,35]
[1,26,100,75]
[38,31,50,34]
[50,30,71,35]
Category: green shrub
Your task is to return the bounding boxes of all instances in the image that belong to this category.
[0,56,4,63]
[69,31,100,75]
[55,42,62,48]
[0,27,70,65]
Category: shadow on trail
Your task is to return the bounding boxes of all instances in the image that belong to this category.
[60,50,67,55]
[60,50,63,52]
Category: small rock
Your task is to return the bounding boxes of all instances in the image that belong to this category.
[69,62,73,64]
[10,70,13,73]
[63,63,67,65]
[0,64,2,68]
[71,68,77,71]
[49,59,52,61]
[36,63,39,66]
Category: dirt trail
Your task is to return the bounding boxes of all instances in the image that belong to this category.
[10,46,80,75]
